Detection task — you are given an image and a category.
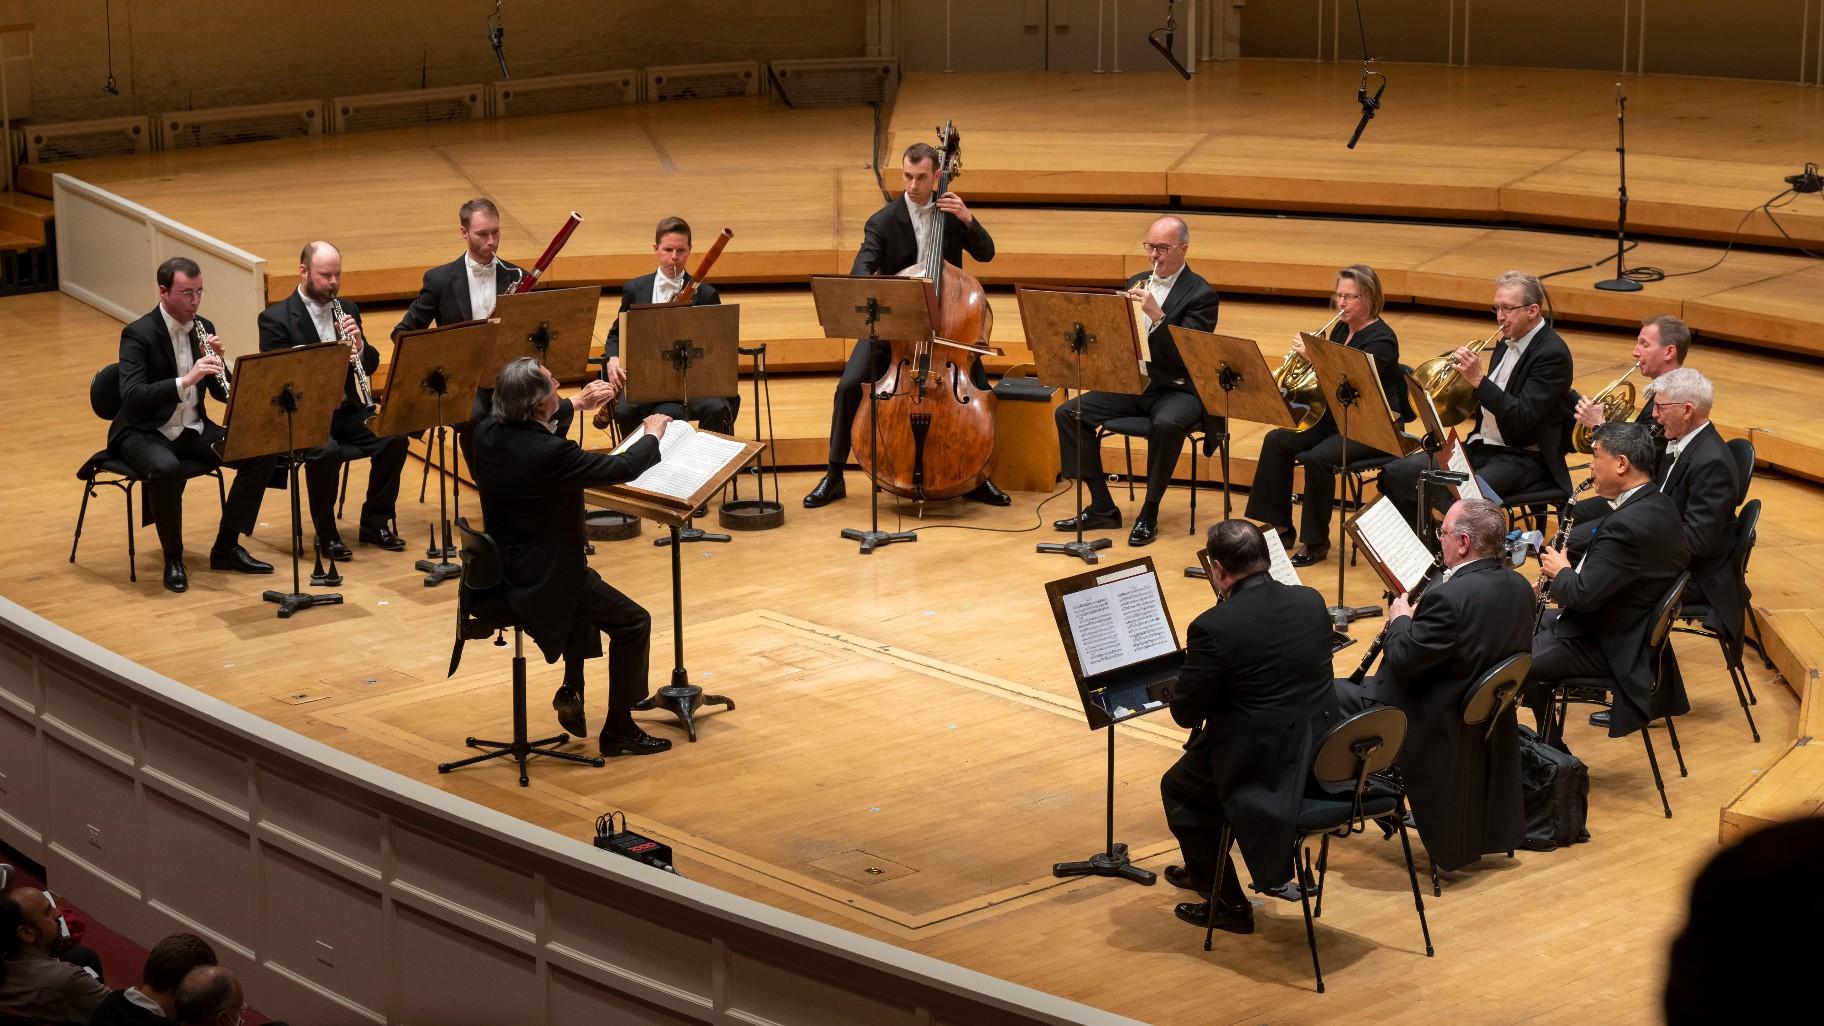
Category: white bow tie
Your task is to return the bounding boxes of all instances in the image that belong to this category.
[470,262,495,278]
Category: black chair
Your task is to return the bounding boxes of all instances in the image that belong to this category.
[1721,437,1774,668]
[438,517,605,786]
[1411,650,1531,896]
[1537,573,1691,818]
[1498,485,1568,534]
[1097,419,1224,533]
[70,362,224,582]
[1201,706,1433,993]
[1672,499,1761,742]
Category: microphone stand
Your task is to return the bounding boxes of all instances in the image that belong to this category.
[1595,82,1643,292]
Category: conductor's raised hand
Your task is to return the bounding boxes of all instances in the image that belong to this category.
[641,412,673,440]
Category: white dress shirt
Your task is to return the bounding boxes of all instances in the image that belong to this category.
[1661,420,1713,480]
[652,267,685,305]
[905,192,938,274]
[465,252,501,319]
[298,285,337,342]
[159,307,206,440]
[1471,319,1544,449]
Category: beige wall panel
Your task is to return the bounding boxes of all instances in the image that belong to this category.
[142,716,251,817]
[259,769,385,876]
[897,1,1048,71]
[394,907,538,1023]
[145,791,259,949]
[1644,0,1811,80]
[261,845,390,1016]
[45,740,142,895]
[548,969,710,1026]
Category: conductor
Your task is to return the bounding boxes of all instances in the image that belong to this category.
[467,357,674,756]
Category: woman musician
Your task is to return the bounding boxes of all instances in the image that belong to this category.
[1245,264,1405,566]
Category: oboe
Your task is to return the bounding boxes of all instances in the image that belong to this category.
[1347,558,1443,685]
[1533,478,1596,631]
[195,321,230,401]
[332,297,377,417]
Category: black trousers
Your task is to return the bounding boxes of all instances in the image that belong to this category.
[1522,610,1634,735]
[1055,388,1210,512]
[1379,441,1554,528]
[561,569,652,718]
[1160,751,1247,906]
[1245,419,1390,545]
[614,394,741,437]
[113,425,275,559]
[303,413,409,540]
[826,340,990,466]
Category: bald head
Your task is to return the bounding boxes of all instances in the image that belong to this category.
[1143,216,1190,277]
[174,964,242,1026]
[298,240,343,304]
[2,885,58,958]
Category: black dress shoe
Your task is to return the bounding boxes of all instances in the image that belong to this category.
[553,686,586,737]
[599,727,673,757]
[163,559,188,594]
[1589,710,1612,728]
[1164,864,1212,893]
[1174,901,1254,934]
[802,473,846,508]
[1053,508,1122,532]
[359,525,407,551]
[209,544,275,574]
[1128,515,1158,547]
[967,479,1013,506]
[317,539,355,563]
[1290,542,1330,567]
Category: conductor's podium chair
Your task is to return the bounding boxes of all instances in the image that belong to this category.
[71,362,224,581]
[439,517,604,786]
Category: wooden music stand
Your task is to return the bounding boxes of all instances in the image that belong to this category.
[809,274,936,555]
[217,342,348,618]
[374,319,498,585]
[1018,284,1148,565]
[489,285,599,385]
[1176,328,1299,522]
[1043,556,1182,886]
[1302,334,1404,628]
[622,303,742,546]
[588,428,763,742]
[1404,372,1470,546]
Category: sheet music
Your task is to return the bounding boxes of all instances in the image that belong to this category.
[1061,570,1178,679]
[1353,496,1434,593]
[612,420,747,501]
[1263,529,1304,588]
[1444,435,1485,502]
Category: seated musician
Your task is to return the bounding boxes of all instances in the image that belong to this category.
[1053,216,1223,547]
[466,358,673,756]
[802,141,1010,509]
[1570,314,1690,446]
[1245,264,1403,566]
[256,241,409,560]
[1524,423,1689,739]
[1335,497,1533,871]
[1380,271,1573,525]
[1160,520,1338,934]
[109,257,277,593]
[390,197,523,427]
[597,216,739,437]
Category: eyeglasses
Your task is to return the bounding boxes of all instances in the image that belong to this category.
[1491,302,1535,315]
[1139,242,1182,255]
[1334,292,1362,303]
[172,288,205,300]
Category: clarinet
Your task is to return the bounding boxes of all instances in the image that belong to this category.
[195,321,230,401]
[332,297,377,418]
[1347,559,1443,685]
[1533,478,1597,631]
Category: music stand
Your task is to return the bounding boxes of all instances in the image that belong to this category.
[1044,557,1183,886]
[1303,334,1404,628]
[623,302,742,546]
[488,285,599,385]
[1404,372,1468,549]
[374,319,497,586]
[218,342,348,618]
[1018,284,1148,565]
[809,274,936,555]
[589,429,762,741]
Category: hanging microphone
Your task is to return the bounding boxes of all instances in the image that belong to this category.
[487,1,510,79]
[1346,72,1385,149]
[1149,0,1191,80]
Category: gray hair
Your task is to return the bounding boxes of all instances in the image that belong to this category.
[1593,421,1658,475]
[1450,497,1507,558]
[490,357,553,422]
[1494,270,1545,308]
[1205,520,1269,578]
[1652,366,1713,417]
[1154,215,1189,245]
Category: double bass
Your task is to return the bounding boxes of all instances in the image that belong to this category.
[850,122,998,501]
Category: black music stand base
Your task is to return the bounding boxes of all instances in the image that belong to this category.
[438,640,605,787]
[585,510,642,542]
[1040,537,1113,563]
[1329,604,1382,628]
[842,526,916,555]
[634,681,735,743]
[1052,721,1156,886]
[719,499,785,530]
[1594,277,1644,293]
[657,526,731,546]
[263,589,342,619]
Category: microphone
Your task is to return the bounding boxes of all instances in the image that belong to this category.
[1347,75,1385,149]
[1148,0,1191,80]
[487,1,510,79]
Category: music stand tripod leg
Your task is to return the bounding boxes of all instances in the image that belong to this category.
[1052,726,1155,885]
[842,331,917,555]
[415,393,463,586]
[262,400,343,618]
[1038,350,1113,564]
[633,524,735,740]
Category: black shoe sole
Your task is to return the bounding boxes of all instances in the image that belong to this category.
[599,737,673,757]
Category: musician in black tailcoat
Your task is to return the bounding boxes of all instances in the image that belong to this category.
[1568,314,1688,462]
[1336,497,1533,871]
[1381,270,1573,524]
[390,197,523,427]
[1053,215,1224,547]
[466,358,674,755]
[1526,423,1689,738]
[257,241,408,560]
[1246,264,1404,566]
[1160,520,1339,934]
[801,141,1010,509]
[109,257,277,593]
[598,217,739,437]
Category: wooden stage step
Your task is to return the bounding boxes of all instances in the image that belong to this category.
[0,191,52,246]
[1720,606,1824,844]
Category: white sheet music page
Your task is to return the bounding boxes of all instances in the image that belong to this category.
[1353,496,1433,593]
[612,421,746,501]
[1444,433,1485,501]
[1061,568,1177,679]
[1263,529,1304,588]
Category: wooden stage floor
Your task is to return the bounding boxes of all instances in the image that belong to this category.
[3,289,1818,1025]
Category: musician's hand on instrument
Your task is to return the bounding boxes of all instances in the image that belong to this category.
[605,356,627,390]
[1389,593,1416,620]
[1538,546,1571,580]
[935,191,973,226]
[340,315,366,348]
[1574,396,1605,427]
[1452,347,1485,387]
[1292,336,1307,357]
[185,353,222,387]
[1139,292,1165,322]
[641,413,672,440]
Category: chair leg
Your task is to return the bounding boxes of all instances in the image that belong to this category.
[214,469,226,511]
[337,461,350,520]
[1202,824,1236,952]
[1295,836,1326,994]
[1746,606,1773,671]
[1313,836,1330,918]
[1664,715,1687,777]
[124,481,138,583]
[70,483,94,565]
[1640,724,1673,819]
[1719,635,1760,742]
[1429,853,1442,898]
[1393,795,1435,956]
[1123,438,1135,500]
[1188,441,1198,534]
